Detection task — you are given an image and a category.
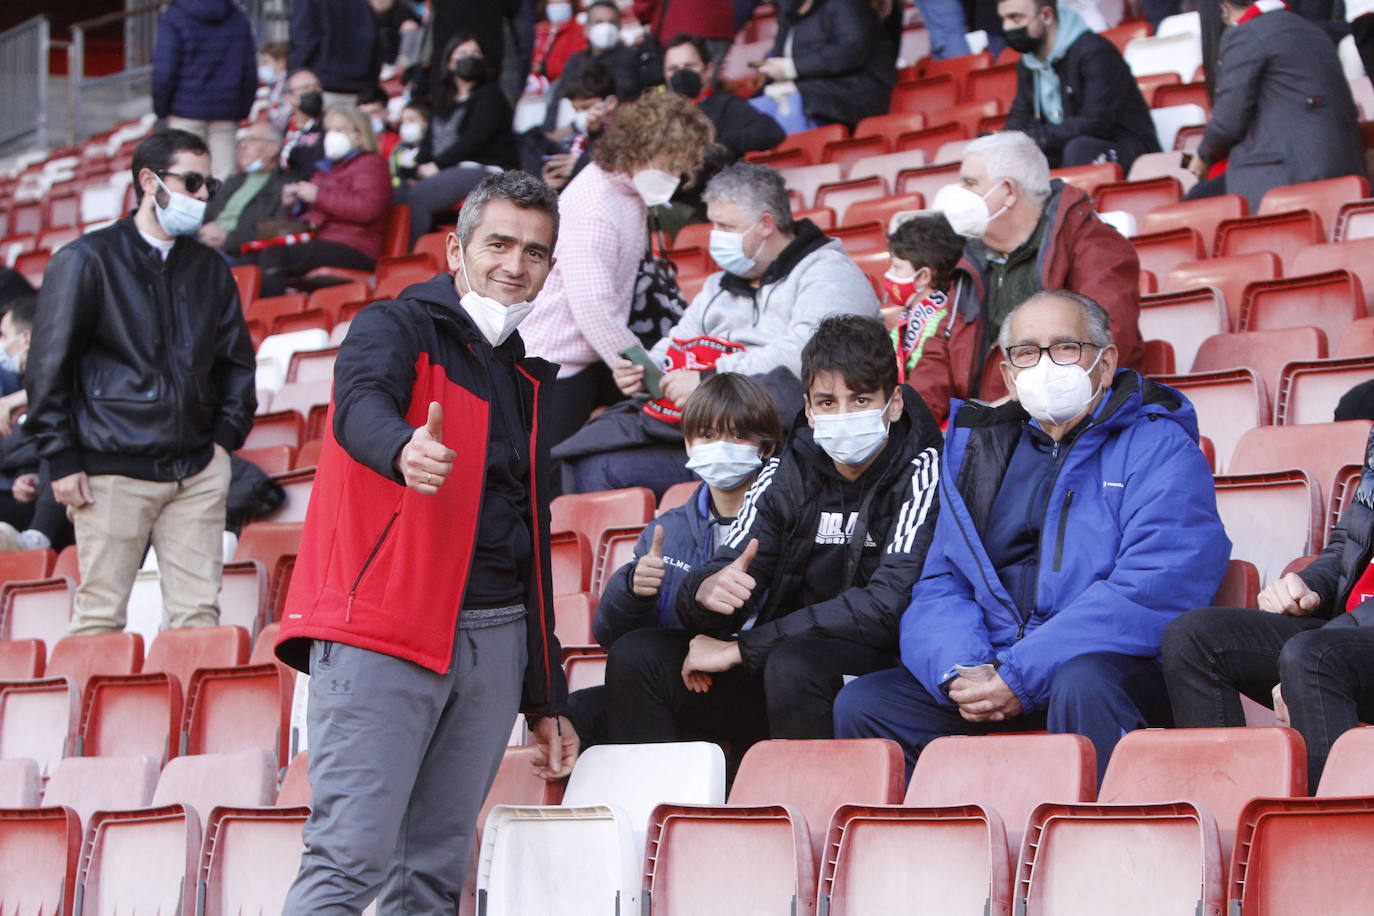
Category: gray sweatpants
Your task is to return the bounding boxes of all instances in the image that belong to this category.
[282,616,527,915]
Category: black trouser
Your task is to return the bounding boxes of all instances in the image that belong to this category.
[0,489,34,530]
[1163,606,1374,794]
[605,627,893,751]
[32,465,73,551]
[238,239,376,298]
[546,363,623,497]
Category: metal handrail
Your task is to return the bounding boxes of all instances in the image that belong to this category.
[66,1,168,146]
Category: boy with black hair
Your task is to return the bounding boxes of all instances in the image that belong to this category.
[526,58,619,190]
[568,372,783,745]
[884,211,966,423]
[605,314,942,749]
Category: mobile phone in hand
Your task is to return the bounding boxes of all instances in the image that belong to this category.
[618,345,664,399]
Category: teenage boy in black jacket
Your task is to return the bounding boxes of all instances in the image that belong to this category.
[26,129,256,636]
[605,315,941,748]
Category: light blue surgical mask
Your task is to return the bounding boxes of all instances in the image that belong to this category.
[708,221,762,276]
[153,176,207,237]
[242,158,265,174]
[0,349,19,375]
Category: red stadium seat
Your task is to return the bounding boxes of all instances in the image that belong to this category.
[896,162,962,201]
[0,807,80,916]
[894,123,968,162]
[1050,162,1123,196]
[145,625,250,696]
[1214,209,1325,268]
[1214,558,1260,609]
[181,664,292,764]
[232,265,262,309]
[932,99,1002,135]
[197,804,311,916]
[922,50,993,92]
[293,438,323,469]
[550,488,655,557]
[820,136,891,176]
[854,111,928,140]
[1214,471,1325,585]
[843,192,925,231]
[412,230,449,269]
[14,249,51,287]
[849,150,929,189]
[305,281,369,327]
[591,526,644,596]
[1091,176,1183,225]
[1317,726,1374,796]
[45,632,142,694]
[744,147,809,169]
[0,578,75,649]
[1259,175,1370,241]
[1152,368,1268,472]
[246,293,308,328]
[0,638,44,679]
[827,222,888,257]
[232,523,302,608]
[777,163,844,209]
[965,64,1018,104]
[1131,227,1206,281]
[890,74,961,117]
[1292,238,1374,310]
[1142,194,1248,253]
[1334,197,1374,241]
[1229,420,1374,510]
[1104,19,1153,51]
[1276,355,1374,425]
[243,410,305,451]
[1238,270,1365,346]
[1152,82,1211,114]
[1136,71,1182,104]
[1164,251,1282,331]
[1137,287,1228,373]
[774,123,848,166]
[263,467,316,524]
[1191,326,1327,405]
[41,755,159,826]
[814,177,887,224]
[656,481,699,515]
[551,530,592,595]
[564,652,607,692]
[237,444,294,476]
[218,559,269,638]
[553,591,597,647]
[0,677,77,776]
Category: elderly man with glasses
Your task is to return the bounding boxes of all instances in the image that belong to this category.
[835,290,1228,781]
[25,128,256,637]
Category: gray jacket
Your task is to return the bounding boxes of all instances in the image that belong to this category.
[650,221,880,377]
[1200,9,1363,211]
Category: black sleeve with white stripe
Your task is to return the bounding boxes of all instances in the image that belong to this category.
[734,446,942,669]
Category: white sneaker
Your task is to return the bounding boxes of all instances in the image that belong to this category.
[0,523,23,552]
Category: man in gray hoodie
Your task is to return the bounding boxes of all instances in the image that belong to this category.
[556,161,880,496]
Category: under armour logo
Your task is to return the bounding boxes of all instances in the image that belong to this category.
[329,678,352,695]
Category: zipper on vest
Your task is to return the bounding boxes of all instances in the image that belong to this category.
[346,510,400,622]
[1052,490,1074,573]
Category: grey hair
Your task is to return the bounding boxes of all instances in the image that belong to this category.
[998,290,1113,350]
[243,122,284,147]
[965,131,1051,207]
[703,162,795,233]
[455,170,560,249]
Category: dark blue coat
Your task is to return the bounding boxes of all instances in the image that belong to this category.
[152,0,257,122]
[287,0,380,95]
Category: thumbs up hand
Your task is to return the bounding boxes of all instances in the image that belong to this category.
[632,526,667,597]
[695,538,759,615]
[396,401,456,494]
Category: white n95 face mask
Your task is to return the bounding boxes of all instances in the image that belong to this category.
[632,168,680,207]
[399,121,424,145]
[153,176,207,236]
[932,182,1010,238]
[686,440,762,490]
[1014,349,1104,425]
[323,130,354,161]
[812,404,891,466]
[587,21,621,50]
[455,242,535,347]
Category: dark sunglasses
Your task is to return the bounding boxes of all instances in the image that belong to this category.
[157,169,222,197]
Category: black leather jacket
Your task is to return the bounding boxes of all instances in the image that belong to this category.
[25,216,257,482]
[1303,429,1374,625]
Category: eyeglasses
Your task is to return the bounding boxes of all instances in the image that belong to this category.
[158,170,222,197]
[1005,341,1099,369]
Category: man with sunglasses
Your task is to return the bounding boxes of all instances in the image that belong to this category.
[25,128,257,637]
[835,291,1228,782]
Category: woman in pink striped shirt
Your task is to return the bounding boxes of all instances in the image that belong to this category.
[521,92,715,455]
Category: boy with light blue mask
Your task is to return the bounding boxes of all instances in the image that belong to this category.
[565,371,782,747]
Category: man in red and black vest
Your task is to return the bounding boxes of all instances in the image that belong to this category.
[277,170,577,914]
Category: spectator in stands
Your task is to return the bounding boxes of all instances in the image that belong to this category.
[521,92,714,454]
[834,291,1228,780]
[556,161,880,496]
[607,315,942,750]
[369,0,422,70]
[548,0,661,113]
[636,0,737,66]
[151,0,258,182]
[1164,427,1374,793]
[288,0,380,107]
[398,34,520,246]
[276,171,575,913]
[523,59,620,192]
[259,40,292,131]
[530,0,589,87]
[912,0,973,59]
[0,295,37,535]
[751,0,895,132]
[0,270,33,310]
[389,100,429,187]
[663,34,786,163]
[356,84,400,160]
[920,131,1143,425]
[883,212,967,421]
[1184,0,1363,210]
[199,121,287,259]
[568,371,784,746]
[239,105,393,296]
[281,69,327,181]
[25,129,256,636]
[999,0,1160,171]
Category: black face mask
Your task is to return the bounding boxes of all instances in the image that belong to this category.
[668,68,704,99]
[298,90,323,119]
[452,56,486,82]
[1002,26,1043,54]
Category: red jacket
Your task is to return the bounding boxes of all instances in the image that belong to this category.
[907,181,1143,424]
[634,0,736,42]
[303,150,393,260]
[277,277,566,717]
[533,20,587,81]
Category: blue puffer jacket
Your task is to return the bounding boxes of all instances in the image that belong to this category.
[901,370,1230,712]
[152,0,257,121]
[593,483,714,648]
